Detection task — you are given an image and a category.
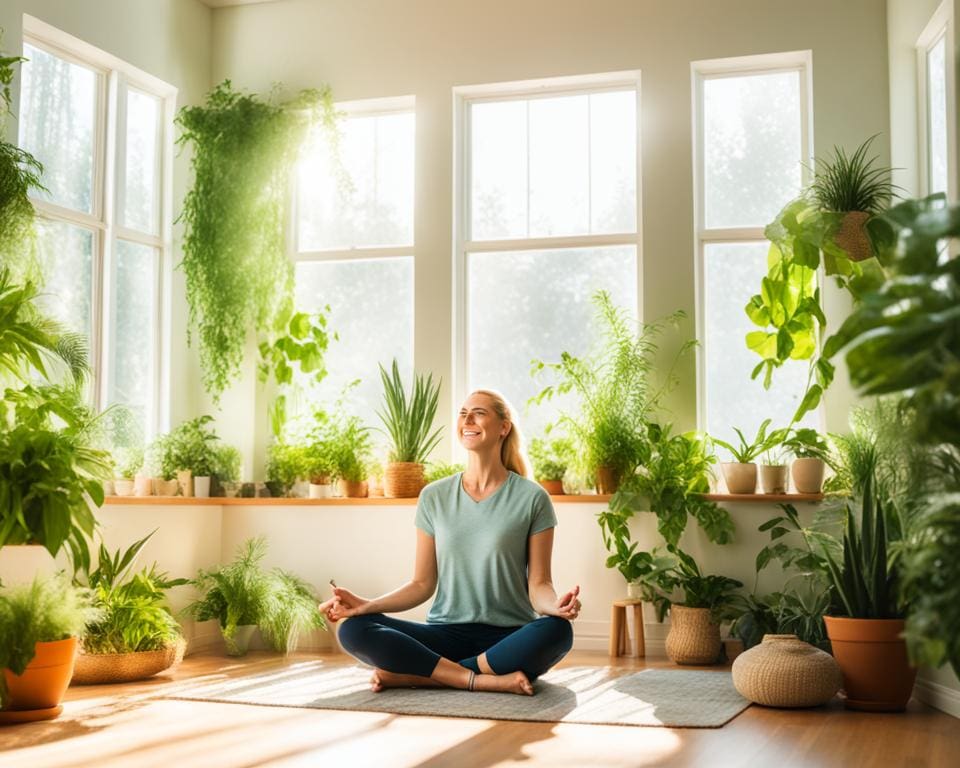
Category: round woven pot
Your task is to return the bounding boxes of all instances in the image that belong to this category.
[72,638,186,685]
[3,637,78,711]
[823,616,917,711]
[665,605,721,665]
[384,462,425,498]
[834,211,873,262]
[792,458,826,493]
[732,634,841,708]
[721,462,757,494]
[595,466,620,495]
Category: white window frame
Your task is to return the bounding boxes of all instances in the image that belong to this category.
[452,70,643,429]
[691,50,823,434]
[916,1,957,200]
[21,15,176,438]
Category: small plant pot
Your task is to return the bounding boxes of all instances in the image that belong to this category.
[113,479,135,497]
[193,476,212,498]
[240,482,257,498]
[759,464,788,494]
[309,482,334,499]
[595,466,620,495]
[834,210,873,262]
[224,624,258,657]
[222,481,241,498]
[338,479,368,498]
[720,462,757,494]
[626,581,644,600]
[176,469,193,497]
[665,605,721,665]
[134,475,153,496]
[385,462,425,498]
[539,479,565,495]
[1,637,78,720]
[792,458,826,494]
[291,480,310,498]
[153,478,179,497]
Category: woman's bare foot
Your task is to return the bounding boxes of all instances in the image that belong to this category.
[473,670,534,696]
[370,669,444,692]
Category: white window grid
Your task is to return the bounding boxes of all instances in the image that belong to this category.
[916,1,957,200]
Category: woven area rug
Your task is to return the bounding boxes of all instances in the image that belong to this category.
[167,663,750,728]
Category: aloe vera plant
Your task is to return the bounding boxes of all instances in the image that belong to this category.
[376,358,442,464]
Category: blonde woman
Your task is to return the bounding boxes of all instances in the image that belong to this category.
[320,390,580,695]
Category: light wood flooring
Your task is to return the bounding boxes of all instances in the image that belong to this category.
[1,650,958,768]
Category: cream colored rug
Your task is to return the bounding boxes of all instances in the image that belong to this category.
[167,662,750,728]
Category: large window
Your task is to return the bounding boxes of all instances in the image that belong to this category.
[292,99,415,430]
[693,52,818,448]
[455,74,641,442]
[18,20,174,445]
[917,2,957,198]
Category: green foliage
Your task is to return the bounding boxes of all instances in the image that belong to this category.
[423,461,465,485]
[183,537,325,655]
[74,531,188,654]
[528,434,574,482]
[265,442,312,492]
[730,586,832,651]
[377,358,443,464]
[809,135,897,214]
[145,416,238,480]
[532,291,691,480]
[176,80,336,399]
[783,427,830,461]
[211,443,242,483]
[711,418,788,464]
[0,575,98,706]
[321,410,373,483]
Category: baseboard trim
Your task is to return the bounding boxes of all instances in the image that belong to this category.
[914,678,960,718]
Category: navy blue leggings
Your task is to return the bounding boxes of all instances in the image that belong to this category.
[337,614,573,681]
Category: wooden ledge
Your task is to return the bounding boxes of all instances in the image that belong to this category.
[103,493,613,506]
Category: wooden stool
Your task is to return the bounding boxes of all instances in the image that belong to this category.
[609,599,645,657]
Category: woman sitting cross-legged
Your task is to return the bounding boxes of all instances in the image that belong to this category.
[319,389,579,696]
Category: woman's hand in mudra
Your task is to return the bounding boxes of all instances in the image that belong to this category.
[551,585,582,621]
[318,586,370,623]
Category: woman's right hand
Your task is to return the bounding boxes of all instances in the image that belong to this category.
[318,586,371,623]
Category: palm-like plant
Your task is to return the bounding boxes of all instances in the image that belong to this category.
[377,358,442,464]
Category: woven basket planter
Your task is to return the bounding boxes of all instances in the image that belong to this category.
[665,605,721,665]
[732,634,841,708]
[384,462,425,498]
[72,638,186,685]
[834,211,873,262]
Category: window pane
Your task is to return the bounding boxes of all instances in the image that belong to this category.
[529,95,589,236]
[470,100,528,240]
[19,43,98,214]
[293,257,414,433]
[35,219,94,340]
[468,246,637,440]
[926,36,948,196]
[122,89,161,234]
[590,90,637,234]
[298,112,414,250]
[704,242,817,449]
[703,71,802,228]
[108,240,157,442]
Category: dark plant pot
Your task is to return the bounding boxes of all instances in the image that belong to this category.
[595,466,620,495]
[264,480,285,498]
[823,616,917,711]
[539,479,564,495]
[240,482,256,498]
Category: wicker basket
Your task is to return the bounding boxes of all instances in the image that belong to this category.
[384,462,425,498]
[665,605,721,665]
[732,633,841,707]
[834,211,873,262]
[72,638,186,685]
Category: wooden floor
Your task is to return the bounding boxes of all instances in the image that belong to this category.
[1,650,958,768]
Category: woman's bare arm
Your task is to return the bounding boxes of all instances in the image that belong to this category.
[527,527,581,620]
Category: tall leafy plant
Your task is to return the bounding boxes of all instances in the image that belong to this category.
[176,80,336,399]
[377,358,443,464]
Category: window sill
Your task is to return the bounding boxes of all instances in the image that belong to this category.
[103,494,609,506]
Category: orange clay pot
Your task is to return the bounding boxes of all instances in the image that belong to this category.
[3,637,78,714]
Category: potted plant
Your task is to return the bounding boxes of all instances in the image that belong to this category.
[377,358,443,498]
[183,537,326,656]
[0,574,98,722]
[112,446,143,497]
[325,412,373,498]
[71,532,189,684]
[711,419,788,494]
[265,442,311,498]
[529,435,574,495]
[143,439,179,497]
[758,447,789,495]
[165,416,222,497]
[211,443,242,497]
[783,427,830,493]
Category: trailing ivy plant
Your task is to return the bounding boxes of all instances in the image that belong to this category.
[176,80,336,399]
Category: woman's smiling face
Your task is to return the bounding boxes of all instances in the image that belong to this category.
[458,392,510,452]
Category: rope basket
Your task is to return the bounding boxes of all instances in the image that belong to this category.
[834,211,873,262]
[72,638,186,685]
[665,605,722,665]
[384,462,425,498]
[732,633,841,707]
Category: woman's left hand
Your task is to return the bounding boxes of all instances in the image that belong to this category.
[552,585,582,621]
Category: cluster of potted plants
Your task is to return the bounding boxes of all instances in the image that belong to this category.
[529,434,574,494]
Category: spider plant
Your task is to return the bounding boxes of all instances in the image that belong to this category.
[809,135,897,214]
[376,358,442,464]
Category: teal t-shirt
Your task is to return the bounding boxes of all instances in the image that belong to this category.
[414,471,557,626]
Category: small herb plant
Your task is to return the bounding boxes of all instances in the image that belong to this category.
[423,461,466,485]
[529,435,574,482]
[325,414,373,484]
[377,358,443,464]
[711,419,788,464]
[265,443,312,493]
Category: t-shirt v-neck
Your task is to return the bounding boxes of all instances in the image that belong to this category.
[458,471,512,504]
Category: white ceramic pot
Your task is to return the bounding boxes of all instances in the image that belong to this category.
[193,476,211,498]
[792,458,826,493]
[721,462,757,494]
[113,479,135,497]
[176,469,193,498]
[134,475,153,497]
[309,483,334,499]
[759,464,788,494]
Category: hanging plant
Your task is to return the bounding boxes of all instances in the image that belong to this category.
[744,136,897,422]
[0,33,44,283]
[175,80,336,399]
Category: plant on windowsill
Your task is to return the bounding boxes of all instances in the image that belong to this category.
[710,419,788,494]
[326,412,374,498]
[528,433,574,495]
[265,442,312,498]
[783,427,830,494]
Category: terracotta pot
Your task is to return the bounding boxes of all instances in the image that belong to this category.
[338,479,368,498]
[792,458,826,493]
[732,633,841,707]
[3,637,78,712]
[721,462,757,494]
[595,466,621,495]
[385,462,425,498]
[665,605,721,665]
[539,479,564,495]
[823,616,917,711]
[834,211,873,262]
[759,464,788,494]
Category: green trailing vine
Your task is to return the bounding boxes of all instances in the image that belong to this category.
[176,80,337,400]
